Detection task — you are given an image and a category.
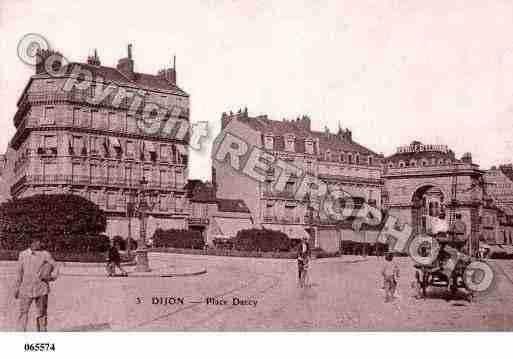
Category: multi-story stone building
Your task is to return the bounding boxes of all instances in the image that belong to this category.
[212,109,383,251]
[485,164,513,209]
[4,46,190,238]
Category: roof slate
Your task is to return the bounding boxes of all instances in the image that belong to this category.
[237,116,378,155]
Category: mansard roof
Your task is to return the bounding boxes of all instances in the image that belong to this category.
[34,62,188,97]
[500,165,513,183]
[235,115,378,156]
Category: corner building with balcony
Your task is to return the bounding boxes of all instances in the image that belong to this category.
[212,110,383,252]
[6,46,190,239]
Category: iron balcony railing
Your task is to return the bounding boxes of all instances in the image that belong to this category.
[10,174,186,194]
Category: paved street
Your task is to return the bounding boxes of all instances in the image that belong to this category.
[1,253,513,331]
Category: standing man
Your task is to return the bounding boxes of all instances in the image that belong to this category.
[297,238,310,288]
[14,238,59,331]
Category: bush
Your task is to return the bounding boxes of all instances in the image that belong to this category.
[153,229,204,249]
[0,194,107,253]
[0,233,110,253]
[233,229,297,252]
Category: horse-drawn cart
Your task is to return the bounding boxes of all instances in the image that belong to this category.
[414,238,474,301]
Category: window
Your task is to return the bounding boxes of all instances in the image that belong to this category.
[160,144,168,162]
[90,164,98,180]
[305,139,314,154]
[143,168,151,182]
[72,136,83,155]
[368,156,373,165]
[71,163,82,182]
[160,170,167,186]
[355,154,360,164]
[91,109,99,128]
[285,135,295,152]
[126,141,135,159]
[73,108,81,126]
[125,166,133,185]
[43,162,57,180]
[127,114,137,133]
[43,135,57,149]
[108,112,117,130]
[285,181,294,193]
[325,151,331,162]
[107,193,117,210]
[107,165,116,183]
[42,107,55,125]
[340,153,345,162]
[160,195,168,211]
[348,153,353,163]
[264,135,274,150]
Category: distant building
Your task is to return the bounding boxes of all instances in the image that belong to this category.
[186,179,253,245]
[3,45,190,238]
[383,140,490,256]
[212,109,383,251]
[485,164,513,209]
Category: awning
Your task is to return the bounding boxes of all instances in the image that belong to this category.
[489,245,507,255]
[110,137,121,148]
[500,245,513,255]
[263,224,309,239]
[213,217,253,238]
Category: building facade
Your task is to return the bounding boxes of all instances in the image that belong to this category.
[212,109,383,250]
[4,46,190,239]
[383,141,489,256]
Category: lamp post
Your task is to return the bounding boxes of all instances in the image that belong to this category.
[134,177,157,272]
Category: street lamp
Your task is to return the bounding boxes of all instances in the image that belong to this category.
[133,177,158,272]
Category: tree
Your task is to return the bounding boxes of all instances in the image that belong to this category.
[0,194,107,252]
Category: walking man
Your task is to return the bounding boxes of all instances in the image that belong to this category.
[14,238,59,331]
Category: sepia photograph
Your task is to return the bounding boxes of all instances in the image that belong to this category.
[1,0,513,357]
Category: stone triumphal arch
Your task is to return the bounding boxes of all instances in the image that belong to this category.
[383,141,486,255]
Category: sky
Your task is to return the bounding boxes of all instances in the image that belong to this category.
[1,0,513,180]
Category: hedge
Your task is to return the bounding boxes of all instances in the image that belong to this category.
[233,229,298,252]
[0,233,110,253]
[153,228,204,249]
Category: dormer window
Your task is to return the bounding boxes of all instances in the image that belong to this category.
[264,134,274,151]
[325,150,331,162]
[305,139,314,154]
[285,134,295,152]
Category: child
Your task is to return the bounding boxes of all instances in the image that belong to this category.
[382,252,399,302]
[302,255,311,288]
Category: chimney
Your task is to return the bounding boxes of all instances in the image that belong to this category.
[462,152,473,164]
[295,115,311,131]
[117,44,135,79]
[36,49,64,74]
[157,55,177,84]
[87,49,101,66]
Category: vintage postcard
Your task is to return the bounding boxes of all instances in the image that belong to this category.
[1,1,513,354]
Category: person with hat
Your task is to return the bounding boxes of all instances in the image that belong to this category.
[14,238,59,331]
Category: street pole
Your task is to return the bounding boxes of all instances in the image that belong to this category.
[135,179,150,272]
